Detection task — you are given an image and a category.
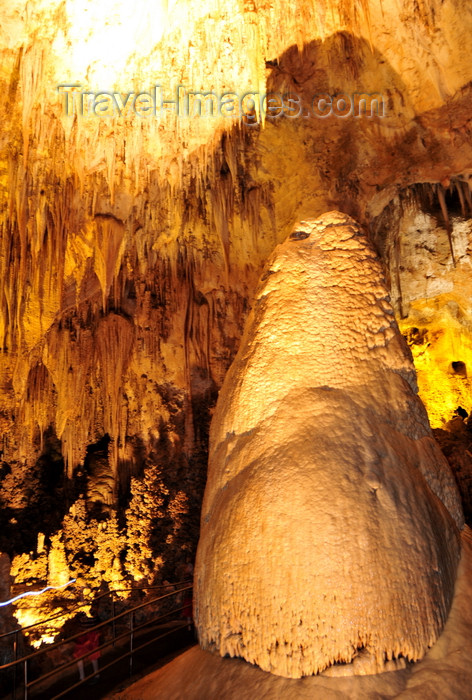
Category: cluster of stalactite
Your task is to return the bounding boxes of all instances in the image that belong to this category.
[0,89,275,623]
[0,121,272,637]
[0,122,267,468]
[372,178,472,311]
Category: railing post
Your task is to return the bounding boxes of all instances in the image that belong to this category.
[23,658,27,700]
[12,629,18,700]
[129,610,134,677]
[112,594,116,646]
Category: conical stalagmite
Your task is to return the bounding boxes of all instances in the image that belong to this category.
[194,211,464,679]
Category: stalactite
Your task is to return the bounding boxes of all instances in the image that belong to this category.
[393,230,405,318]
[436,184,456,267]
[211,182,232,276]
[44,321,95,475]
[456,179,467,217]
[20,362,56,455]
[20,45,44,163]
[95,313,135,485]
[93,214,127,310]
[464,176,472,213]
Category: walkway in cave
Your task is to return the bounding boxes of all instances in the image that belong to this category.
[29,623,195,700]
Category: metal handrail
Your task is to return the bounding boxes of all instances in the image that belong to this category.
[0,583,193,700]
[27,601,190,687]
[0,580,192,641]
[51,618,190,700]
[0,584,191,671]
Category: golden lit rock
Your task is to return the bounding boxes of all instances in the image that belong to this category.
[373,183,472,428]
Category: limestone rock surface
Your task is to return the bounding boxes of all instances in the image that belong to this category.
[194,211,463,678]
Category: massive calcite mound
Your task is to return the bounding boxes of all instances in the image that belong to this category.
[194,211,464,679]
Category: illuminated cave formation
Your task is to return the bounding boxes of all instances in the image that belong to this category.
[372,182,472,431]
[194,212,463,678]
[0,0,471,683]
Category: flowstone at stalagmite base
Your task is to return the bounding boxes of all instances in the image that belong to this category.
[193,212,464,679]
[106,525,472,700]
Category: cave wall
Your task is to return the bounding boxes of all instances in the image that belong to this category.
[0,0,472,608]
